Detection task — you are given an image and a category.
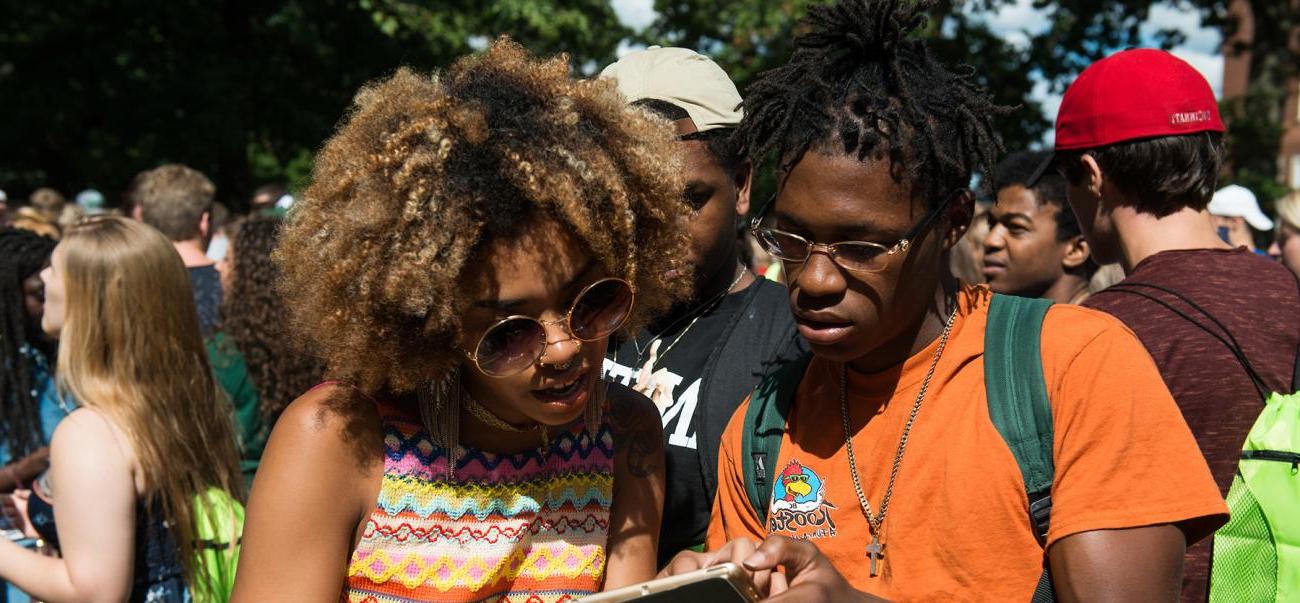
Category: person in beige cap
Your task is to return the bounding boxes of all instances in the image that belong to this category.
[599,46,807,567]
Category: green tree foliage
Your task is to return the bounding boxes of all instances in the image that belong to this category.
[0,0,626,210]
[644,0,1298,202]
[3,0,1296,211]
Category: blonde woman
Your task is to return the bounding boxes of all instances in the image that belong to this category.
[0,216,243,602]
[1271,190,1300,278]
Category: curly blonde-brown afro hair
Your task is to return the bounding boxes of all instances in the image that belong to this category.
[276,37,692,393]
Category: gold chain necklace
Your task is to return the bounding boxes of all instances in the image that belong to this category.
[840,305,958,578]
[633,263,746,367]
[464,395,549,450]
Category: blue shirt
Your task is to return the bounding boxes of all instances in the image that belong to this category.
[3,344,70,603]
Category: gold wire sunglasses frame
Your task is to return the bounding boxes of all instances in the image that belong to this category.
[748,191,958,273]
[463,277,636,378]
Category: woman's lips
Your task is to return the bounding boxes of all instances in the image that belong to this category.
[531,370,590,407]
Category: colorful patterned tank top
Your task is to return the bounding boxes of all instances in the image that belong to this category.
[344,401,615,602]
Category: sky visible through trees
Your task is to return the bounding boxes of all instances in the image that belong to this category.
[0,0,1293,211]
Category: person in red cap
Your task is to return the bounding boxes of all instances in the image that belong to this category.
[1050,48,1300,600]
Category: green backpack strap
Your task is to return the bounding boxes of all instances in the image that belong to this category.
[742,354,813,526]
[985,294,1055,601]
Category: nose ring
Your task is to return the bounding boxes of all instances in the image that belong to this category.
[540,339,581,370]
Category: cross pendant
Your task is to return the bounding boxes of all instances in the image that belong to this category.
[865,535,885,577]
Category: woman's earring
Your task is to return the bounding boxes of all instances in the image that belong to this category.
[420,369,462,480]
[585,378,606,434]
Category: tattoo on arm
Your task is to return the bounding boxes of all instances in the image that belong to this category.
[611,397,662,479]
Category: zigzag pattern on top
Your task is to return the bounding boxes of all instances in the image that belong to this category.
[381,425,616,471]
[348,545,606,591]
[362,513,611,545]
[381,470,616,499]
[344,400,613,602]
[375,477,613,520]
[346,588,581,603]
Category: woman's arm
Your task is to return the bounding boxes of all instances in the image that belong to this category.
[601,386,666,590]
[0,410,137,603]
[231,385,383,602]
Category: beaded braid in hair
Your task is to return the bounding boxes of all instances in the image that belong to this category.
[736,0,1007,206]
[0,228,58,461]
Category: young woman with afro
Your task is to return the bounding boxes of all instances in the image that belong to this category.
[232,39,693,601]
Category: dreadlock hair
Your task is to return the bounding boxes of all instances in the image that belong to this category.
[735,0,1006,207]
[0,227,57,461]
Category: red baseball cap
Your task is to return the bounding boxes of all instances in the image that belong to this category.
[1056,48,1223,149]
[1030,48,1224,182]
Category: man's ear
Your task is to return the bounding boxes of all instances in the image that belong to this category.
[199,211,210,240]
[1080,154,1106,203]
[943,190,976,249]
[1061,234,1091,270]
[734,160,753,217]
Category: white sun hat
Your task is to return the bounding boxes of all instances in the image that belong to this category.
[1209,184,1274,231]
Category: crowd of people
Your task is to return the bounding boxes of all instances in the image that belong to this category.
[0,0,1297,601]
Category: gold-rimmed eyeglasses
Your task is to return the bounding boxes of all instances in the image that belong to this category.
[749,191,956,273]
[464,277,635,377]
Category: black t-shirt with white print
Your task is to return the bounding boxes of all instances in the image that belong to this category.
[603,289,750,564]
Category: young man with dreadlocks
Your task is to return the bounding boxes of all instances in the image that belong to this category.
[598,47,807,567]
[660,0,1226,600]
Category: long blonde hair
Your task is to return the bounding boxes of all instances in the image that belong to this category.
[55,216,243,597]
[1278,190,1300,232]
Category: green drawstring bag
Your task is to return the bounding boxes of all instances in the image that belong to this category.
[1210,392,1300,602]
[192,487,245,603]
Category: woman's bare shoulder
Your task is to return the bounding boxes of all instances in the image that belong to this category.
[270,383,386,474]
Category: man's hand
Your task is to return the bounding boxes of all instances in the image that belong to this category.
[658,538,776,596]
[742,535,886,602]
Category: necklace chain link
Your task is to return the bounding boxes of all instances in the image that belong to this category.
[840,305,959,536]
[634,263,746,365]
[464,394,549,449]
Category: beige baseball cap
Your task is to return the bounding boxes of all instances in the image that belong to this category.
[599,46,742,134]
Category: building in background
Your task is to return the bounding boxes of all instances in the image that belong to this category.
[1221,0,1300,190]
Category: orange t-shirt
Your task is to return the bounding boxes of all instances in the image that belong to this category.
[707,287,1227,601]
